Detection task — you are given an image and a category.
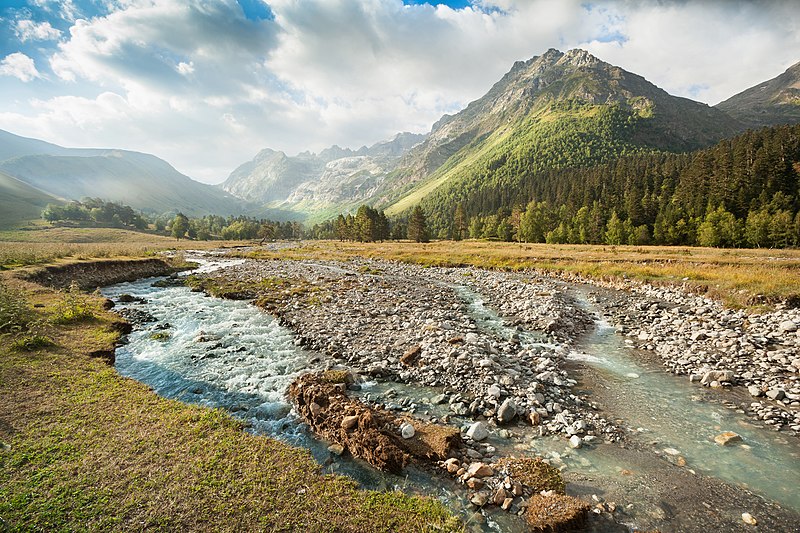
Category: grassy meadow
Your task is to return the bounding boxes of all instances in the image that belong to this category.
[0,225,247,269]
[238,240,800,309]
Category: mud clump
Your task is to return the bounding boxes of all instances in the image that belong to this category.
[496,457,566,494]
[288,372,460,474]
[525,493,590,532]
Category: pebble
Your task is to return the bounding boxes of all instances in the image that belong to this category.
[742,512,757,525]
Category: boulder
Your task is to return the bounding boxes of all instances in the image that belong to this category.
[400,422,416,439]
[466,421,489,442]
[497,398,517,424]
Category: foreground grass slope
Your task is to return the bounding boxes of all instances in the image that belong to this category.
[0,273,460,532]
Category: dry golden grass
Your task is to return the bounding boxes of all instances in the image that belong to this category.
[239,240,800,309]
[0,227,247,268]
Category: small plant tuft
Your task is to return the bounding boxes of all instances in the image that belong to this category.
[0,280,31,332]
[149,331,171,341]
[52,281,97,324]
[11,334,56,351]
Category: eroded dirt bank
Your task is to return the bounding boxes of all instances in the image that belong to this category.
[18,257,179,290]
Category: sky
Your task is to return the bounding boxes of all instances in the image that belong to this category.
[0,1,798,184]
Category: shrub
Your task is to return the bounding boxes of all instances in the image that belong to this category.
[52,281,96,323]
[0,281,31,333]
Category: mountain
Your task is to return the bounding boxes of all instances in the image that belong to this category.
[221,132,425,218]
[0,170,63,228]
[716,60,800,128]
[0,129,257,218]
[381,48,743,223]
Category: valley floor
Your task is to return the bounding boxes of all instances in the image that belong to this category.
[185,252,799,532]
[2,236,799,532]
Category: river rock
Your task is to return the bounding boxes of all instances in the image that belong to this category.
[742,512,757,525]
[467,462,494,478]
[470,492,488,507]
[778,320,798,333]
[766,389,785,401]
[466,421,489,441]
[400,422,416,439]
[487,384,502,399]
[714,431,743,446]
[747,386,762,397]
[700,370,734,385]
[328,443,345,455]
[497,398,517,423]
[400,345,422,366]
[569,435,583,449]
[444,458,460,473]
[341,415,359,431]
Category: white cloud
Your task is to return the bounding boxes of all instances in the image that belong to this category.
[176,61,194,75]
[29,0,81,22]
[14,19,62,42]
[0,53,41,82]
[0,0,797,184]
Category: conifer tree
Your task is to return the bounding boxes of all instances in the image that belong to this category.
[407,206,430,243]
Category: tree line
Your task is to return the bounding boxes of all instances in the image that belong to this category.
[416,123,800,248]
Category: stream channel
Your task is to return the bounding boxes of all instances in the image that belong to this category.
[102,257,800,532]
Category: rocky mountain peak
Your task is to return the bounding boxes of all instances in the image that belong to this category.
[558,48,602,68]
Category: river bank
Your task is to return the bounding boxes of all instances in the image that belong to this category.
[0,260,460,532]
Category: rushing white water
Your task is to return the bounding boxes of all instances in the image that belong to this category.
[103,272,312,439]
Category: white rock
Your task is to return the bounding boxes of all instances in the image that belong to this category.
[466,421,489,441]
[742,512,757,525]
[400,422,415,439]
[569,435,583,449]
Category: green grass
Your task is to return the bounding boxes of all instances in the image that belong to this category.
[0,272,461,532]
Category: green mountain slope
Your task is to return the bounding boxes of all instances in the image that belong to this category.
[716,60,800,129]
[0,129,255,218]
[381,48,742,227]
[0,171,62,228]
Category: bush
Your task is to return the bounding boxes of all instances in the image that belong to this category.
[52,282,96,323]
[0,281,31,333]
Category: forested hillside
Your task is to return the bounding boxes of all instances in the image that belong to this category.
[421,123,799,247]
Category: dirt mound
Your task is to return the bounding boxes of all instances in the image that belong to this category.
[525,493,590,532]
[288,372,460,474]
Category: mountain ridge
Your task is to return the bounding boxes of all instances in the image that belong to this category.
[0,129,264,218]
[716,60,800,128]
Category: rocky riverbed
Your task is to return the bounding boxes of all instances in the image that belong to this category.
[172,255,800,531]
